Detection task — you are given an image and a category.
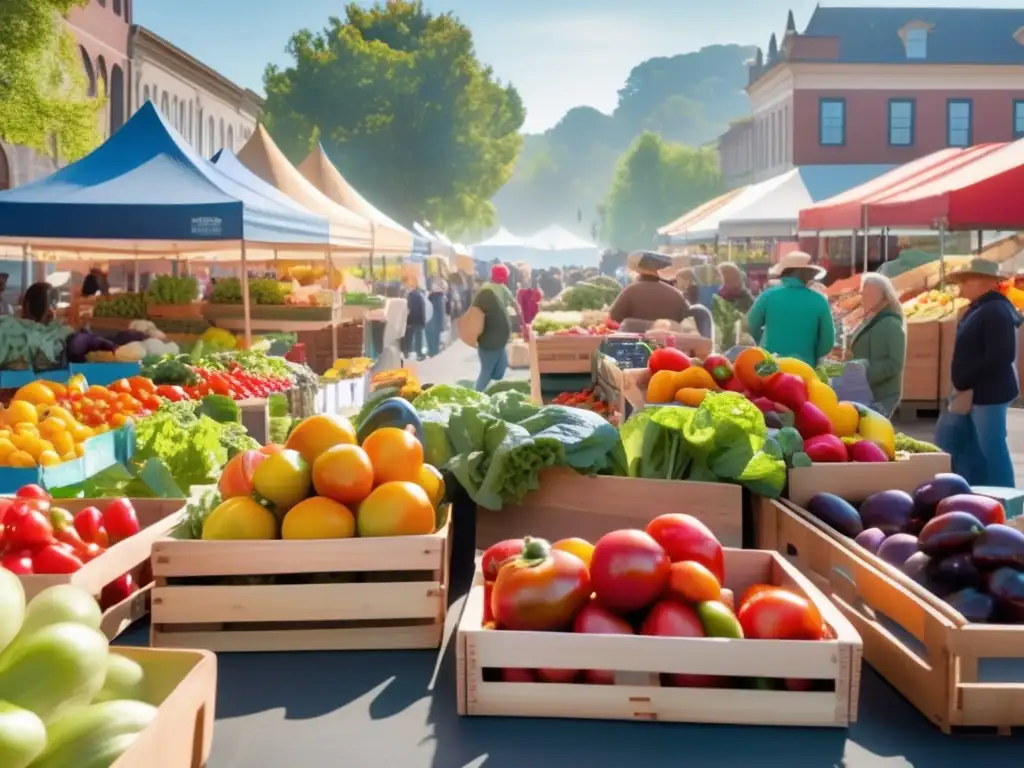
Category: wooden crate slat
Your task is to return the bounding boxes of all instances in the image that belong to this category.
[785,453,951,507]
[151,623,442,653]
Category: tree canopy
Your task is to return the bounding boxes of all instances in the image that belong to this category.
[602,132,723,252]
[262,1,525,237]
[0,0,103,161]
[493,44,753,237]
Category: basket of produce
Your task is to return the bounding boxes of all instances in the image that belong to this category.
[0,316,72,373]
[91,293,148,321]
[144,275,203,320]
[0,576,216,768]
[1,488,186,640]
[150,413,450,652]
[457,529,861,726]
[761,471,1024,733]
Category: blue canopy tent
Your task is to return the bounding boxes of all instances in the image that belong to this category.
[0,102,333,342]
[0,102,330,256]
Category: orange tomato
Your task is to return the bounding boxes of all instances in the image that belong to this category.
[109,378,133,395]
[356,481,435,537]
[129,376,157,396]
[733,347,771,393]
[311,444,375,506]
[86,386,112,401]
[552,538,595,568]
[667,561,722,604]
[361,427,424,484]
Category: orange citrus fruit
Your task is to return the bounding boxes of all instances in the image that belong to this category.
[281,497,356,540]
[552,538,595,568]
[285,414,357,465]
[415,464,446,507]
[667,561,722,604]
[357,481,435,537]
[312,444,375,505]
[251,449,311,512]
[361,427,423,484]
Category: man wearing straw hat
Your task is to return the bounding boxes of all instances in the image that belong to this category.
[747,251,835,366]
[934,258,1020,487]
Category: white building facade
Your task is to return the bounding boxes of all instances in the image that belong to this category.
[129,26,262,158]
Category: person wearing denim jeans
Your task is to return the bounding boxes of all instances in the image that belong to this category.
[934,259,1020,487]
[476,346,508,391]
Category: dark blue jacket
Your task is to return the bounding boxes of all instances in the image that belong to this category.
[950,291,1021,405]
[406,289,427,327]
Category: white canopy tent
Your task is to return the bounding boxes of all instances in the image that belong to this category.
[522,224,600,268]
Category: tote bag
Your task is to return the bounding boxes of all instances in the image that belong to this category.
[458,305,485,348]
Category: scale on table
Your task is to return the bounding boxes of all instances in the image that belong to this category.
[592,334,650,420]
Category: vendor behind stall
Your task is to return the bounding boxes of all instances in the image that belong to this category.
[22,282,56,324]
[610,251,713,338]
[81,266,109,297]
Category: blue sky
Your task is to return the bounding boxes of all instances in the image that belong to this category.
[134,0,1024,133]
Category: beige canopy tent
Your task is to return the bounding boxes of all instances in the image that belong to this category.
[236,126,375,263]
[299,145,414,255]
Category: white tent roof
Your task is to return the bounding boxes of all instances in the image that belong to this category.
[524,224,597,251]
[473,227,526,248]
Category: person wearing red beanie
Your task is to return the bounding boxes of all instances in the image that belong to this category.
[469,263,518,390]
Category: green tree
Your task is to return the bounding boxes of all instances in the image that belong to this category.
[0,0,104,161]
[263,1,525,236]
[602,132,723,252]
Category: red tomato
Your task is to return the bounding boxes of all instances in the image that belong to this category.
[109,378,133,395]
[102,499,140,543]
[646,514,724,582]
[589,529,670,614]
[16,484,50,502]
[129,376,157,396]
[100,573,137,610]
[648,347,691,374]
[481,538,525,582]
[737,588,824,640]
[5,509,53,550]
[73,506,108,546]
[500,668,536,683]
[32,543,84,574]
[1,550,33,574]
[641,600,726,688]
[738,583,775,608]
[491,538,591,631]
[573,600,634,685]
[483,581,495,624]
[80,543,105,562]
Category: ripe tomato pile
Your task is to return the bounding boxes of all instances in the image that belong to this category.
[0,485,143,609]
[54,376,160,429]
[155,365,292,402]
[481,514,831,689]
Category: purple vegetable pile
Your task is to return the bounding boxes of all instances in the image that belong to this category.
[806,473,1024,624]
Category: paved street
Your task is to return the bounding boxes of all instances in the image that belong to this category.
[412,341,1024,483]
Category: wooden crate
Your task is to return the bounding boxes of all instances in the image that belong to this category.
[785,452,952,506]
[758,497,1024,734]
[902,320,941,403]
[111,646,217,768]
[150,512,450,652]
[456,549,862,726]
[477,467,743,549]
[530,335,604,375]
[19,498,185,640]
[147,303,204,321]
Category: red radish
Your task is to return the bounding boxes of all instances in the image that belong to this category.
[794,401,834,439]
[847,440,888,463]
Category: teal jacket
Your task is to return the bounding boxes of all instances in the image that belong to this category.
[849,308,906,403]
[747,278,836,366]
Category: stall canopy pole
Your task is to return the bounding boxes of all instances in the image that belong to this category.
[939,224,947,286]
[133,251,140,292]
[850,231,857,274]
[20,245,28,301]
[861,206,870,275]
[883,228,889,262]
[326,249,337,362]
[240,243,253,347]
[977,230,983,254]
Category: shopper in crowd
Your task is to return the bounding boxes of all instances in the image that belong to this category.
[81,266,109,297]
[402,277,428,361]
[747,251,835,366]
[935,259,1020,487]
[0,273,13,316]
[609,252,692,331]
[471,263,518,391]
[517,271,543,339]
[426,277,450,357]
[22,282,56,324]
[539,268,563,299]
[849,273,906,417]
[675,267,701,305]
[717,262,755,313]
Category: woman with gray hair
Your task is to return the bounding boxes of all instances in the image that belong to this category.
[848,272,906,417]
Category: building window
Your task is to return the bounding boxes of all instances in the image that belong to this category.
[819,98,845,145]
[208,116,215,156]
[888,99,915,146]
[160,93,169,116]
[143,84,150,103]
[227,125,234,151]
[947,99,972,147]
[109,64,125,133]
[905,28,927,59]
[197,109,204,152]
[113,0,122,14]
[188,101,193,143]
[219,119,225,151]
[1014,100,1024,139]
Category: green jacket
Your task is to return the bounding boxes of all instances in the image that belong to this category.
[747,278,835,366]
[849,308,906,403]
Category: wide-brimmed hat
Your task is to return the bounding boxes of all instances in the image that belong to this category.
[768,251,826,280]
[946,258,1003,283]
[628,250,672,277]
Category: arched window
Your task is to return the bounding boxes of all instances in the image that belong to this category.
[227,125,234,151]
[219,119,225,150]
[208,116,215,156]
[80,48,96,98]
[197,108,204,151]
[113,0,122,15]
[143,84,150,103]
[96,56,108,96]
[188,101,193,143]
[178,100,185,133]
[161,92,169,116]
[172,96,178,128]
[109,65,125,133]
